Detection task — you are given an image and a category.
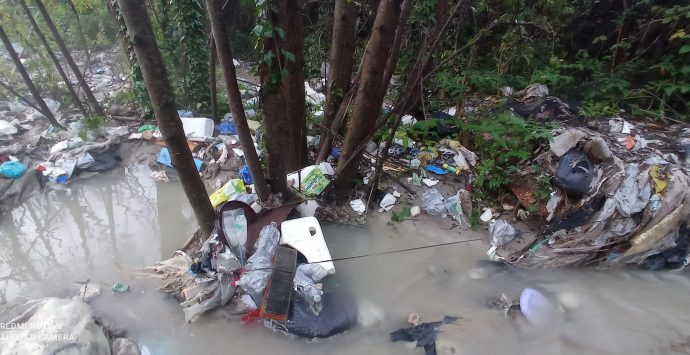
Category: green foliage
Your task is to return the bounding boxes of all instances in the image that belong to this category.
[408,0,690,119]
[78,115,106,140]
[391,207,412,222]
[169,0,209,111]
[459,112,551,194]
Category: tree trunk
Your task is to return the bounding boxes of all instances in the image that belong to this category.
[0,25,63,129]
[380,0,413,98]
[209,35,218,123]
[117,0,215,237]
[317,0,357,162]
[333,0,402,197]
[18,0,88,117]
[205,0,271,201]
[33,0,104,117]
[283,0,307,171]
[260,0,292,194]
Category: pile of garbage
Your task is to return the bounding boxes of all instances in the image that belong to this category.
[492,113,690,269]
[146,205,356,339]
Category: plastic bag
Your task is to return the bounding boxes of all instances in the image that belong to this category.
[285,290,357,339]
[239,165,253,184]
[0,161,27,179]
[181,281,221,323]
[422,188,446,215]
[294,264,328,304]
[614,164,652,217]
[209,178,246,207]
[554,148,593,199]
[301,168,329,196]
[237,223,281,296]
[445,192,469,227]
[490,219,519,247]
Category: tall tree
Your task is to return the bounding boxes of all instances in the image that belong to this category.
[381,0,413,97]
[333,0,402,196]
[259,0,292,194]
[33,0,104,116]
[209,36,217,122]
[17,0,88,117]
[317,0,357,162]
[283,0,307,171]
[205,0,271,201]
[0,25,63,129]
[117,0,215,237]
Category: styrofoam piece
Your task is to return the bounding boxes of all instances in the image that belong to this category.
[180,117,214,138]
[280,217,335,274]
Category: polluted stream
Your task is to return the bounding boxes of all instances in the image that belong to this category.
[2,165,690,354]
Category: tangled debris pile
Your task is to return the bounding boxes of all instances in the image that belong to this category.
[495,114,690,269]
[145,205,356,339]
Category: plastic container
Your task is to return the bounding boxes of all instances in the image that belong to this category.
[520,288,562,326]
[180,117,214,138]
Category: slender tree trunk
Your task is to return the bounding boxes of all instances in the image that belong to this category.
[66,0,91,72]
[209,36,218,123]
[283,0,307,171]
[105,0,132,68]
[317,0,357,162]
[18,0,88,117]
[0,25,63,129]
[0,80,48,116]
[33,0,104,116]
[117,0,215,237]
[260,0,291,194]
[205,0,271,201]
[380,0,413,97]
[333,0,402,197]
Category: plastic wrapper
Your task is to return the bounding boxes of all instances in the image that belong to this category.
[422,188,446,215]
[237,223,281,296]
[444,192,469,227]
[490,219,519,247]
[216,248,240,274]
[614,164,652,217]
[294,264,328,304]
[209,178,246,208]
[181,281,221,323]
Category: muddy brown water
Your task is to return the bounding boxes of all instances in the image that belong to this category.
[2,165,690,354]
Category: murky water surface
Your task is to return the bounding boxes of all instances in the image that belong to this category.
[2,165,690,354]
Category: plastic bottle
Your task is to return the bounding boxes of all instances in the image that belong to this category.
[222,209,240,247]
[442,163,461,175]
[235,214,247,264]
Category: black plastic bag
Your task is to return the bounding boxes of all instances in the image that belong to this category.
[390,316,459,355]
[554,148,593,199]
[641,224,690,271]
[285,289,357,339]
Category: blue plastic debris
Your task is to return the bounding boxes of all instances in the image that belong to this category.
[239,165,253,184]
[0,161,27,179]
[219,121,238,135]
[331,147,341,160]
[55,175,69,184]
[177,110,193,118]
[425,165,448,175]
[157,147,203,171]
